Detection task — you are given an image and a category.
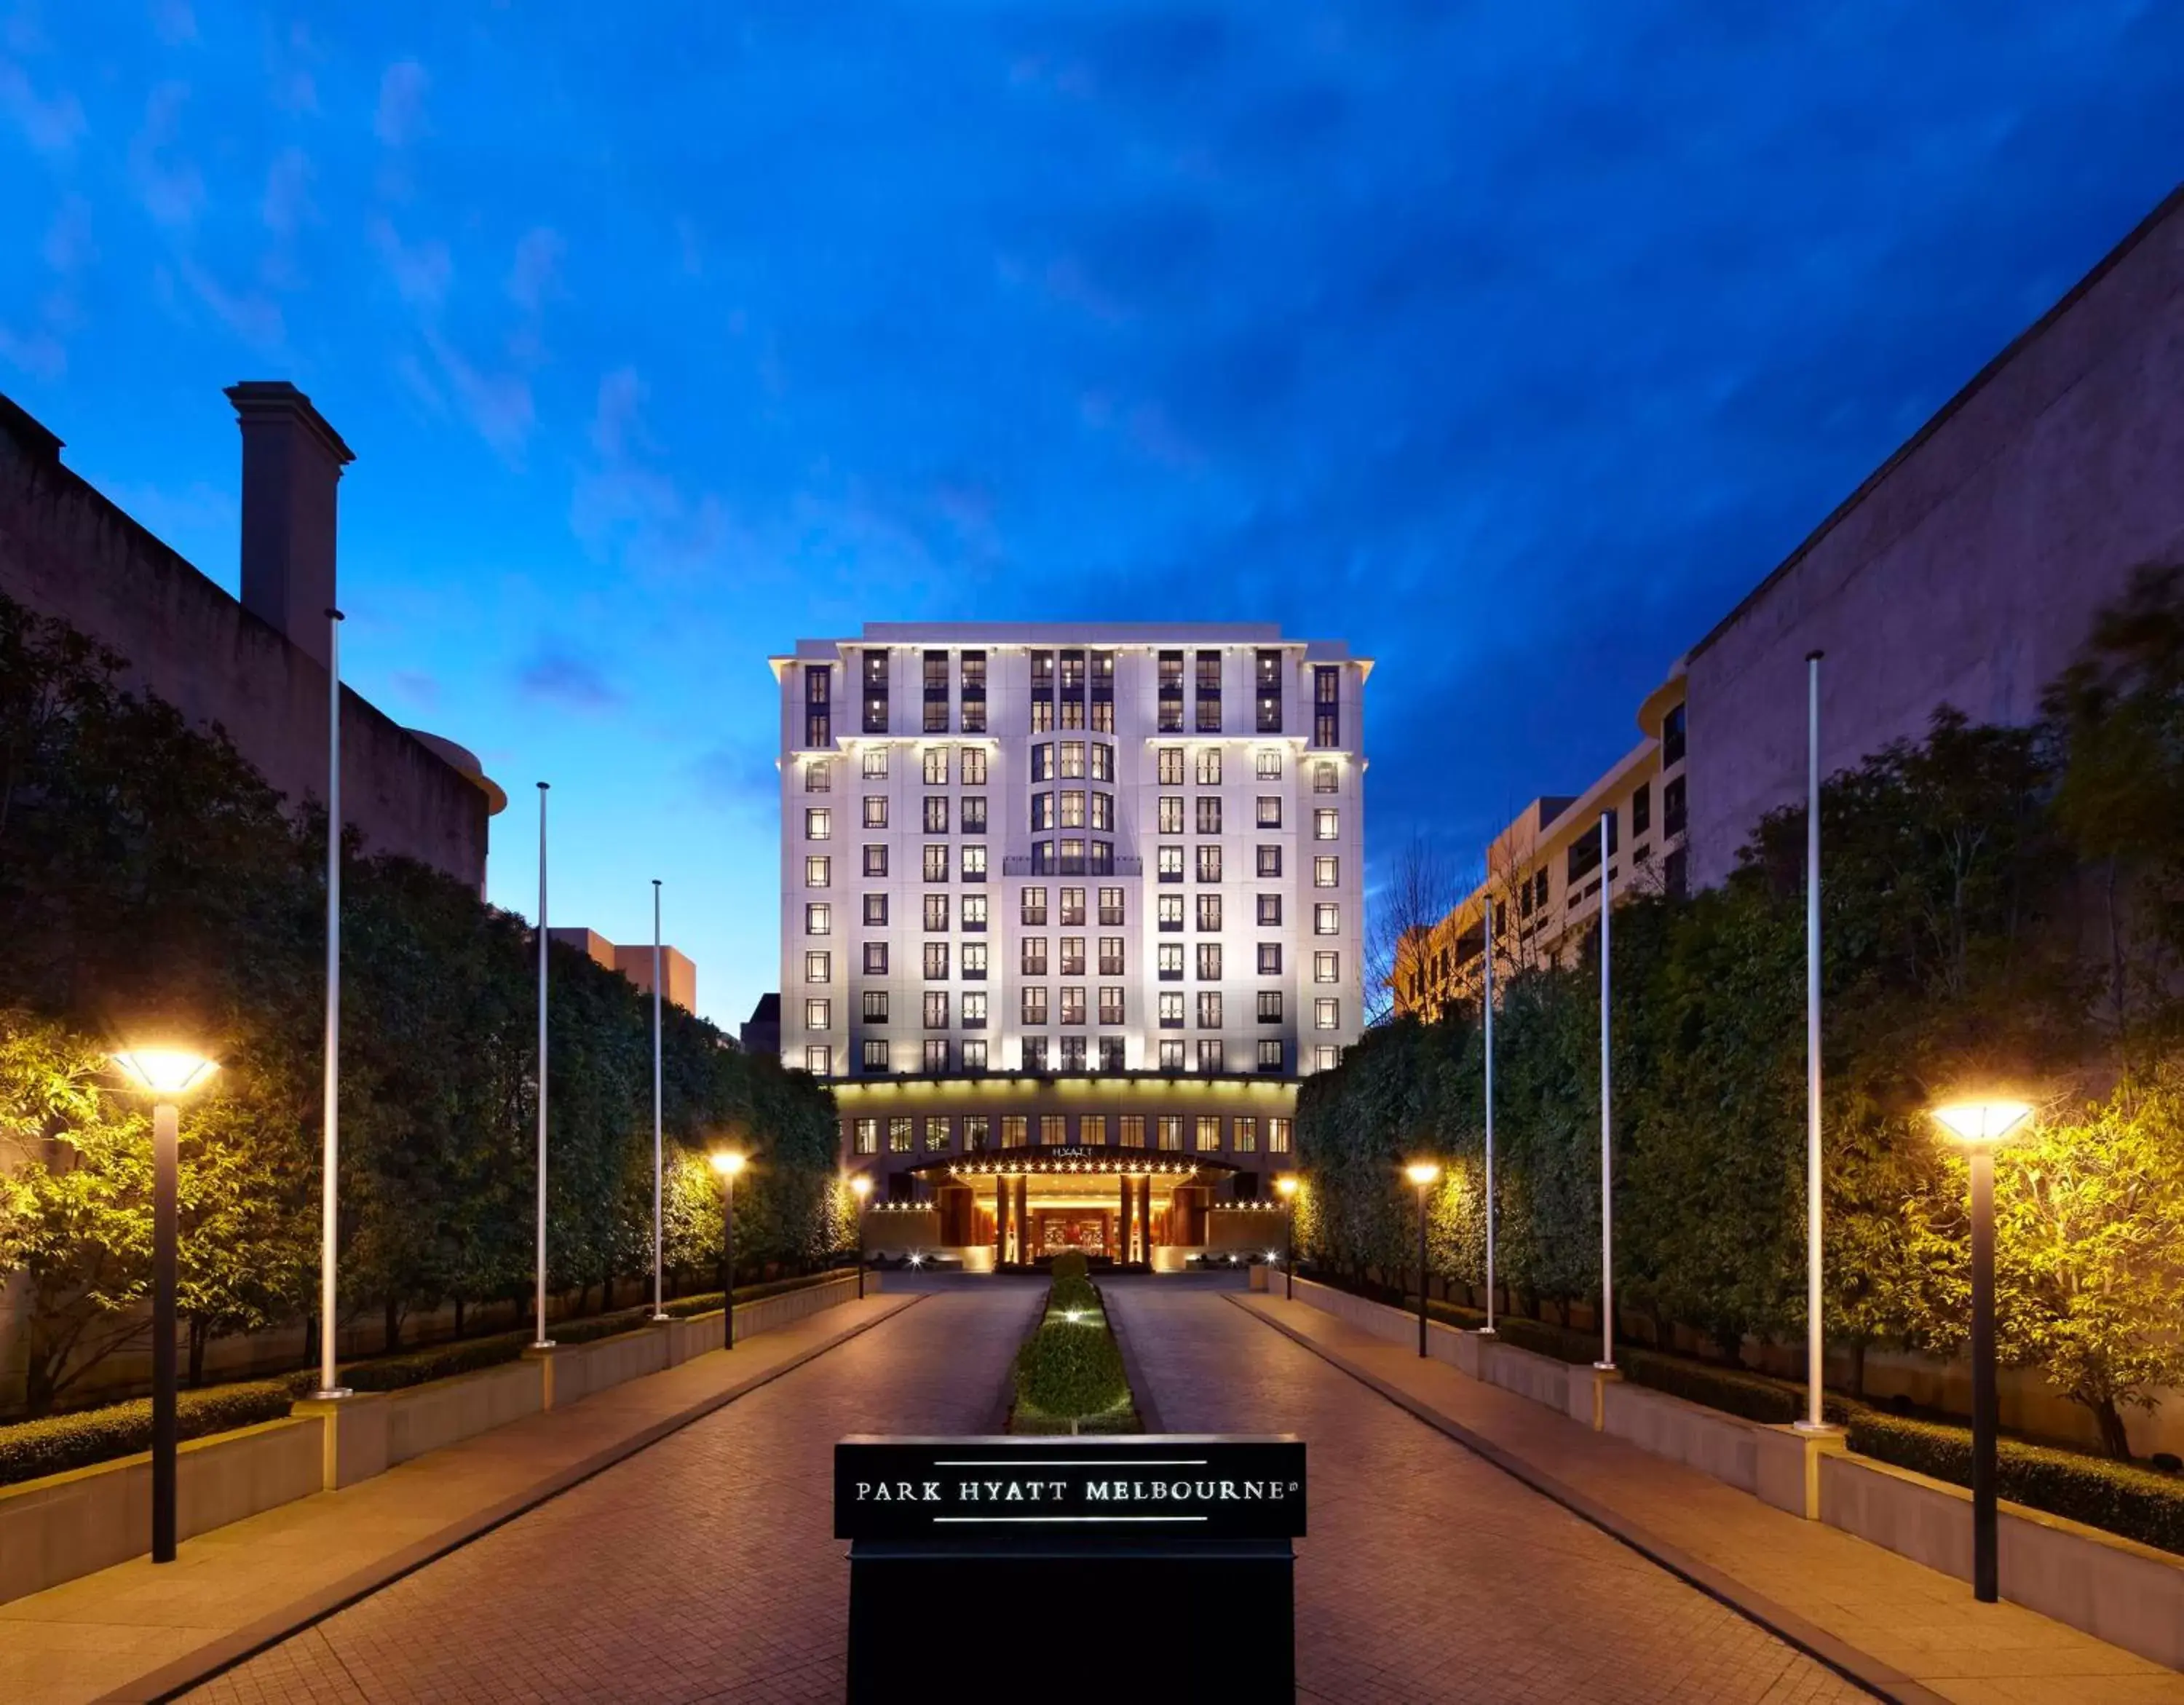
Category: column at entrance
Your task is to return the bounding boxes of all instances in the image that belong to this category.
[1013,1174,1029,1266]
[1136,1176,1151,1261]
[995,1175,1010,1265]
[1118,1176,1133,1265]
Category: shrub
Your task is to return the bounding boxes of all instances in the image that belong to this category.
[1049,1250,1090,1283]
[0,1380,296,1488]
[1848,1410,2184,1556]
[341,1335,526,1393]
[1048,1276,1099,1317]
[1014,1320,1127,1421]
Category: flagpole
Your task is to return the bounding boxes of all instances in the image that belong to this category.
[314,609,350,1399]
[1597,811,1615,1372]
[650,878,668,1321]
[1800,651,1828,1431]
[1481,893,1497,1338]
[532,782,553,1350]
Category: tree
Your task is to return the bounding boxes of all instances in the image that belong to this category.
[1368,832,1460,1025]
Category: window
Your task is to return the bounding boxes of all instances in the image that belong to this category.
[1090,791,1113,831]
[1314,855,1339,888]
[925,1112,951,1147]
[923,844,949,882]
[922,942,949,980]
[866,1040,892,1073]
[1256,749,1283,780]
[1257,846,1281,877]
[806,903,831,935]
[1098,936,1125,976]
[1313,665,1340,748]
[1196,844,1222,882]
[962,747,988,785]
[1059,986,1086,1025]
[923,893,949,932]
[1662,702,1686,769]
[962,844,987,882]
[1091,743,1113,782]
[1158,747,1184,785]
[923,795,949,833]
[805,807,832,840]
[1159,895,1184,930]
[1157,1115,1182,1151]
[852,1117,878,1154]
[861,748,888,780]
[805,951,831,983]
[1664,775,1687,838]
[1195,893,1222,931]
[806,1044,833,1075]
[962,893,989,931]
[804,855,831,887]
[1258,894,1282,927]
[922,989,949,1029]
[1098,1036,1125,1070]
[1314,760,1338,794]
[1032,743,1056,783]
[1259,943,1282,976]
[1120,1115,1146,1149]
[1315,997,1340,1030]
[960,654,987,734]
[923,1037,951,1072]
[1313,903,1340,936]
[1060,936,1086,975]
[1314,1044,1339,1073]
[1197,1039,1225,1072]
[863,941,888,975]
[1234,1115,1258,1153]
[1158,796,1184,834]
[1257,1039,1284,1073]
[962,992,988,1028]
[1099,985,1125,1024]
[1060,789,1085,829]
[1021,887,1048,926]
[1022,938,1049,976]
[1031,794,1056,832]
[1159,992,1184,1027]
[1159,1040,1186,1070]
[964,1112,989,1149]
[1002,1115,1029,1150]
[1061,1031,1089,1069]
[1257,990,1283,1023]
[1314,808,1339,841]
[1194,748,1222,786]
[1059,887,1086,926]
[863,845,888,877]
[804,760,831,793]
[804,998,831,1030]
[960,796,987,833]
[1098,887,1125,925]
[921,745,949,786]
[1195,796,1222,834]
[1314,950,1339,984]
[862,990,890,1023]
[864,893,888,926]
[1158,944,1184,980]
[1197,944,1223,980]
[1022,1036,1049,1071]
[1195,1115,1222,1152]
[962,943,987,979]
[1021,985,1049,1024]
[1158,846,1184,882]
[1631,780,1650,836]
[1270,1116,1292,1153]
[862,796,887,829]
[1197,992,1222,1028]
[1056,740,1085,780]
[1080,1115,1107,1147]
[1255,796,1282,828]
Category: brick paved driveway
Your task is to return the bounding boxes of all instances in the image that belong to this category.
[1103,1282,1864,1705]
[189,1282,1042,1705]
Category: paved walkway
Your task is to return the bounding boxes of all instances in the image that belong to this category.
[184,1282,1042,1703]
[1104,1281,1864,1705]
[0,1291,930,1705]
[1221,1288,2184,1705]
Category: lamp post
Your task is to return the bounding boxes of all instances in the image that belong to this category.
[1597,810,1615,1373]
[1481,893,1497,1338]
[111,1048,219,1566]
[1932,1096,2033,1604]
[1275,1174,1299,1300]
[532,781,552,1352]
[317,607,349,1401]
[849,1174,873,1298]
[711,1150,747,1350]
[1406,1162,1441,1358]
[1800,649,1827,1434]
[649,879,667,1323]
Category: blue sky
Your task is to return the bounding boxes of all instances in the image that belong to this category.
[3,2,2180,1030]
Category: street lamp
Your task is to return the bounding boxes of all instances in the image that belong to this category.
[1405,1161,1441,1358]
[111,1048,219,1565]
[1275,1174,1299,1299]
[1932,1096,2033,1605]
[849,1174,873,1298]
[711,1150,747,1350]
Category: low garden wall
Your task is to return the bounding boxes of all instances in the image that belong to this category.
[0,1272,869,1606]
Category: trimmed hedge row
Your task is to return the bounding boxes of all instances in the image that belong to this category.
[1013,1319,1128,1423]
[0,1380,298,1489]
[1848,1410,2184,1557]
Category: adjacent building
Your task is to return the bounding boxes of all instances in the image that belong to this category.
[548,927,698,1013]
[773,622,1368,1265]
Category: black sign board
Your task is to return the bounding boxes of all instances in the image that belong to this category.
[835,1433,1305,1540]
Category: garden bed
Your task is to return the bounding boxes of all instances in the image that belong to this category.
[1008,1254,1142,1435]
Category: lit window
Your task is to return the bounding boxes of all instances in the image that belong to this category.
[962,748,988,785]
[1158,748,1184,785]
[1022,938,1049,976]
[863,990,890,1024]
[923,942,949,980]
[1256,796,1282,828]
[1159,796,1184,834]
[1198,894,1222,930]
[1257,1039,1283,1073]
[863,845,887,877]
[804,999,831,1029]
[863,942,887,975]
[1315,855,1339,888]
[1158,1115,1182,1150]
[1270,1116,1292,1153]
[1313,761,1338,794]
[805,808,831,840]
[1314,808,1339,841]
[922,746,949,785]
[864,893,887,925]
[1315,997,1340,1030]
[804,952,831,983]
[1196,796,1222,834]
[866,1040,893,1073]
[1021,887,1048,926]
[804,761,831,792]
[962,992,987,1028]
[1257,846,1281,877]
[1196,1039,1224,1072]
[1022,1036,1049,1070]
[1099,985,1125,1024]
[1158,846,1184,882]
[1081,1115,1107,1147]
[924,796,949,833]
[1314,1045,1339,1073]
[964,1112,989,1147]
[1314,950,1339,984]
[1040,1115,1067,1147]
[1196,845,1222,882]
[1258,895,1282,926]
[962,943,988,979]
[963,1039,989,1070]
[863,796,888,828]
[1196,1115,1222,1152]
[1099,887,1125,925]
[1021,986,1049,1024]
[1258,944,1281,975]
[924,844,949,882]
[1159,944,1184,980]
[852,1117,878,1154]
[1158,895,1184,930]
[805,855,831,887]
[1195,748,1222,786]
[1197,992,1222,1028]
[1098,1036,1125,1070]
[862,748,889,780]
[1197,944,1222,980]
[1060,986,1086,1024]
[1234,1116,1258,1153]
[962,895,988,931]
[925,1113,951,1147]
[1002,1115,1029,1149]
[1159,1040,1186,1071]
[924,990,949,1029]
[1159,992,1184,1027]
[1314,904,1340,936]
[888,1116,912,1151]
[1120,1115,1146,1149]
[1256,750,1282,780]
[1257,991,1282,1023]
[805,903,831,935]
[806,1045,832,1075]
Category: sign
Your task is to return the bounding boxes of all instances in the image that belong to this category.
[835,1434,1305,1541]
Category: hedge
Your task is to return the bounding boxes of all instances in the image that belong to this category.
[1047,1276,1100,1317]
[1050,1251,1090,1283]
[1848,1410,2184,1557]
[0,1380,298,1488]
[1014,1319,1128,1423]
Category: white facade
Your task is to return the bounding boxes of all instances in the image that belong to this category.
[772,623,1367,1091]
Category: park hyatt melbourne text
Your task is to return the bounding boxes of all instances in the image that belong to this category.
[850,1472,1299,1507]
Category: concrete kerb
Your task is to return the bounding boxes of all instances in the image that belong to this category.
[1230,1294,1945,1705]
[94,1292,925,1705]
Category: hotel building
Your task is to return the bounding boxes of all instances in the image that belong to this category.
[772,622,1368,1266]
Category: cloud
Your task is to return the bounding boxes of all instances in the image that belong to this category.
[262,147,313,236]
[368,215,452,307]
[0,58,84,155]
[374,59,427,146]
[177,255,285,350]
[128,82,203,227]
[517,644,624,711]
[506,227,564,312]
[690,742,779,815]
[424,328,534,463]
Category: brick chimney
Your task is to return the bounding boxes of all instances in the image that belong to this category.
[226,381,355,671]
